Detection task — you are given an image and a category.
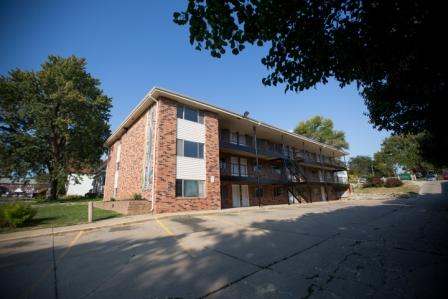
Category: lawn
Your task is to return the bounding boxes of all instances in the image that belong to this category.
[353,182,420,197]
[0,203,122,233]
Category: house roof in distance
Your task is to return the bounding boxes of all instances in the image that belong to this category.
[106,87,348,157]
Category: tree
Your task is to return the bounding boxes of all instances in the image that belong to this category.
[0,55,111,199]
[348,155,374,177]
[173,0,447,166]
[294,115,348,150]
[377,133,434,174]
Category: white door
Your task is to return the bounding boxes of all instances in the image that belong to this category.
[241,185,250,207]
[232,184,241,207]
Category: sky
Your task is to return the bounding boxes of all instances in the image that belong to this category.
[0,0,389,158]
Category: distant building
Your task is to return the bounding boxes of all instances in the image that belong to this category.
[0,178,48,197]
[65,162,106,197]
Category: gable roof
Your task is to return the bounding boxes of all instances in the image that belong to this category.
[106,87,348,156]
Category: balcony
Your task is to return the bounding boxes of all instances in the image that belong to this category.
[303,174,349,185]
[220,163,287,184]
[295,152,347,170]
[219,136,288,159]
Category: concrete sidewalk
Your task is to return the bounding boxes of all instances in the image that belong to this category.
[0,199,355,242]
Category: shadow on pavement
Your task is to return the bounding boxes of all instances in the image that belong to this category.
[1,182,447,299]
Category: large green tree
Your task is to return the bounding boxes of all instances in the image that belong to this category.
[294,115,348,150]
[0,55,111,199]
[348,155,375,177]
[173,0,447,166]
[377,133,433,174]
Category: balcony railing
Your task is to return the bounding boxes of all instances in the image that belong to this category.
[219,137,287,159]
[219,130,347,170]
[295,152,347,169]
[220,163,349,185]
[220,163,286,184]
[304,174,349,185]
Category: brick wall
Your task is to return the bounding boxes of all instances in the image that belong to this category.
[103,108,153,202]
[153,97,221,213]
[103,142,116,201]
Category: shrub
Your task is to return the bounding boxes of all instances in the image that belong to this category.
[132,193,143,200]
[363,177,383,188]
[1,202,37,227]
[384,177,403,187]
[110,197,116,202]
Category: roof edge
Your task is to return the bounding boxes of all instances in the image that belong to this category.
[105,86,348,155]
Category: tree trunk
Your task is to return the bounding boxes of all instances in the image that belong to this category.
[47,178,58,200]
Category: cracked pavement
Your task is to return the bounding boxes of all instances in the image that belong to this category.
[1,181,447,298]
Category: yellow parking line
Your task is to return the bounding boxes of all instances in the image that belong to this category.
[155,217,196,258]
[57,230,83,263]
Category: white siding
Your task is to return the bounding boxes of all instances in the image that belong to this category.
[66,174,94,196]
[176,156,206,180]
[177,118,205,143]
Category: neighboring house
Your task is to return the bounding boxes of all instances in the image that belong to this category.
[92,162,106,196]
[103,87,349,214]
[0,178,48,197]
[66,174,94,196]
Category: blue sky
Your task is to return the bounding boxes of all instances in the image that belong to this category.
[0,0,389,158]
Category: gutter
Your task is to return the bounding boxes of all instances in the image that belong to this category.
[150,96,159,213]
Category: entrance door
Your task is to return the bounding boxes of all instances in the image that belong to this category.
[232,184,241,207]
[241,185,250,207]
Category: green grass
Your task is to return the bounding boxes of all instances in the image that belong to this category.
[353,182,420,197]
[0,203,122,233]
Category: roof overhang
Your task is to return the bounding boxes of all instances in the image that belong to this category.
[105,87,348,157]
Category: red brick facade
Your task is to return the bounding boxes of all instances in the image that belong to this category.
[103,111,152,201]
[103,90,348,215]
[153,98,221,213]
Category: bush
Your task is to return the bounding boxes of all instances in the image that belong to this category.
[363,177,384,188]
[132,193,143,200]
[1,202,37,227]
[384,177,403,187]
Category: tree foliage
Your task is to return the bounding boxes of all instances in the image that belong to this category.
[174,0,447,166]
[348,155,374,177]
[294,115,348,150]
[377,133,433,174]
[0,55,111,199]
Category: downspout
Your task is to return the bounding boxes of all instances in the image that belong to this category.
[253,124,261,207]
[150,97,159,212]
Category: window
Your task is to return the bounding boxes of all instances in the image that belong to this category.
[176,179,205,197]
[239,134,247,146]
[230,132,238,144]
[177,139,204,159]
[220,158,227,169]
[116,162,120,171]
[239,158,248,177]
[177,105,204,124]
[274,186,283,197]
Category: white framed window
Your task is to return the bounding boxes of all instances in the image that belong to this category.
[176,179,205,197]
[177,139,204,159]
[177,105,204,124]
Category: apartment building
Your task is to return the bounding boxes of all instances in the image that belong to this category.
[103,87,349,214]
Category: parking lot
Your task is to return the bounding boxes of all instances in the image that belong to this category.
[1,181,447,298]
